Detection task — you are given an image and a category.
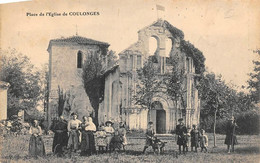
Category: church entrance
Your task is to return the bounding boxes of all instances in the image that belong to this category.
[156,110,166,134]
[151,101,166,134]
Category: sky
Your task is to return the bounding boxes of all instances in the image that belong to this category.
[1,0,259,90]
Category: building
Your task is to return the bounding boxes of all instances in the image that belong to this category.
[46,19,204,133]
[0,81,10,121]
[100,19,203,133]
[47,36,109,126]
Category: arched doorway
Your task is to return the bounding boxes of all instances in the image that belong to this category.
[151,101,166,134]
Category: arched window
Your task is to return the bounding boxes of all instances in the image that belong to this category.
[165,38,173,57]
[77,51,83,68]
[148,36,160,56]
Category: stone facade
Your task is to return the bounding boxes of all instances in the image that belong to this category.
[0,81,10,120]
[101,19,201,133]
[47,36,109,126]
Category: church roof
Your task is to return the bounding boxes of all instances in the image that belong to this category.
[47,36,110,51]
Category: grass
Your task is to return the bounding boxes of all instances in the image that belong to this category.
[0,133,259,163]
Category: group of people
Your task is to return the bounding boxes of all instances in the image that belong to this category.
[28,114,238,158]
[143,117,238,154]
[175,118,208,154]
[28,112,127,157]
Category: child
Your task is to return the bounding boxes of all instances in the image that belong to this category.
[184,128,191,152]
[118,122,127,150]
[190,124,200,152]
[143,122,156,154]
[200,129,208,152]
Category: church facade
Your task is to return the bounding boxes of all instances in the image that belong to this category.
[47,19,203,133]
[99,19,201,133]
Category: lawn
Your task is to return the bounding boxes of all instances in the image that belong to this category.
[0,133,259,163]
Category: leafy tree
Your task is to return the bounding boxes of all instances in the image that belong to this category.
[162,54,186,124]
[38,63,49,112]
[247,50,260,104]
[0,48,42,118]
[134,58,162,120]
[198,72,236,147]
[82,54,105,125]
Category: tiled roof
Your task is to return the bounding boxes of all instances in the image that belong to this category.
[47,36,110,51]
[50,36,110,46]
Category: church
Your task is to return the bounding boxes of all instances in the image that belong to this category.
[47,19,204,134]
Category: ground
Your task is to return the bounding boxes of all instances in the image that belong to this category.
[0,132,259,163]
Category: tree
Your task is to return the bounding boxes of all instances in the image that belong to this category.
[198,72,235,147]
[82,54,105,125]
[247,50,260,104]
[162,54,186,125]
[134,58,162,120]
[38,63,49,112]
[0,48,42,118]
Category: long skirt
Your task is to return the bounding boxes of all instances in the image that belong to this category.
[177,135,186,146]
[29,135,45,157]
[225,134,238,145]
[80,131,96,155]
[52,132,69,154]
[68,130,80,151]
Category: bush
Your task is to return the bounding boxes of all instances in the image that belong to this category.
[235,110,260,135]
[200,110,260,135]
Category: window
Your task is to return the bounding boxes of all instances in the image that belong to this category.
[137,56,141,69]
[77,51,83,68]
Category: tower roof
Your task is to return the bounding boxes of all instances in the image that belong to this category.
[47,36,110,52]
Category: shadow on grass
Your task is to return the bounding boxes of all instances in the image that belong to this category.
[235,146,260,154]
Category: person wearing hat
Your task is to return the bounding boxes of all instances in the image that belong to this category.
[190,124,200,152]
[67,112,82,152]
[142,121,156,154]
[224,116,238,153]
[50,115,68,156]
[175,118,188,154]
[104,120,115,151]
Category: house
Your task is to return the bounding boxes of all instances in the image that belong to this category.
[0,81,10,121]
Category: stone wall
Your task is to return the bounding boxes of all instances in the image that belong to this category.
[47,42,101,125]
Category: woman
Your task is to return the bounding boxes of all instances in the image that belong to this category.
[50,116,68,156]
[225,116,238,153]
[29,120,45,157]
[80,116,96,156]
[67,112,82,152]
[103,120,115,151]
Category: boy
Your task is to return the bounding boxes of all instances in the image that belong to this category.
[143,122,156,154]
[190,124,200,152]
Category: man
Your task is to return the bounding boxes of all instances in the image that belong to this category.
[224,116,238,153]
[175,118,187,154]
[67,112,82,152]
[143,121,156,154]
[50,116,68,156]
